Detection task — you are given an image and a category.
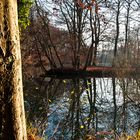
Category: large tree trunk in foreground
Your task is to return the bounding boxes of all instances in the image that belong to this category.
[0,0,27,139]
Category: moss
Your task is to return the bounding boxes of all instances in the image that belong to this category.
[18,0,34,29]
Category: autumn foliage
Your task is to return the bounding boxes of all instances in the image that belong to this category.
[75,0,99,12]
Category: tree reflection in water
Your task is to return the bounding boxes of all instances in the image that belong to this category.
[24,77,140,139]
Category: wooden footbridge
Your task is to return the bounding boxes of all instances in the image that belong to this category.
[44,66,140,78]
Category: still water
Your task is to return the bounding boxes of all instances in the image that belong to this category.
[24,77,140,139]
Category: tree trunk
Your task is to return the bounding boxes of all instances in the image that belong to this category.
[0,0,27,139]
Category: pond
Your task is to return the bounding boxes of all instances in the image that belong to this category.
[24,77,140,139]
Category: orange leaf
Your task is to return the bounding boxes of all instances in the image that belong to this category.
[79,3,85,8]
[28,134,35,140]
[86,5,92,10]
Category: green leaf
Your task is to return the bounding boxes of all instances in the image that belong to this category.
[80,125,84,129]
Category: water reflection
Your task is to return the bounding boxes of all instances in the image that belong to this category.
[24,77,140,139]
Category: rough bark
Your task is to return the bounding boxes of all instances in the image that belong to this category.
[0,0,27,139]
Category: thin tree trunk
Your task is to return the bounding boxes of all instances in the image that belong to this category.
[114,0,120,59]
[0,0,27,139]
[112,78,117,131]
[124,0,131,64]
